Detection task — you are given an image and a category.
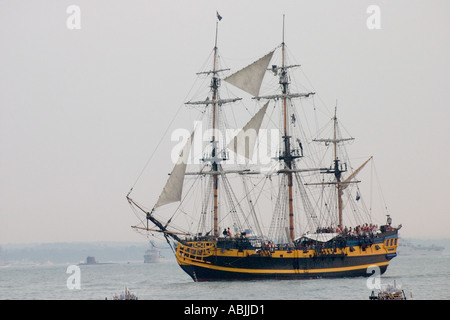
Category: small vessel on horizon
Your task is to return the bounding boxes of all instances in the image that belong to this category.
[79,256,114,265]
[397,238,444,256]
[0,246,9,267]
[144,240,164,263]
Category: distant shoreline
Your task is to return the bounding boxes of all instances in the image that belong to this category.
[0,240,172,265]
[1,238,447,266]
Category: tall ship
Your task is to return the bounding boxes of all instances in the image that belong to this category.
[127,15,401,281]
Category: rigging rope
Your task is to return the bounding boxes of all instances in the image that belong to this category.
[128,48,217,195]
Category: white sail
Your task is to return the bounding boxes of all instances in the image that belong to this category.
[224,51,274,97]
[227,102,268,160]
[154,131,194,208]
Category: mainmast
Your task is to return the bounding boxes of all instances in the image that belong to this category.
[211,20,220,237]
[252,15,314,243]
[280,16,296,243]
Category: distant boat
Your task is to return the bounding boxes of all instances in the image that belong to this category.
[397,238,444,256]
[369,281,407,300]
[85,256,97,264]
[0,246,9,267]
[111,286,138,300]
[79,256,113,265]
[144,241,163,263]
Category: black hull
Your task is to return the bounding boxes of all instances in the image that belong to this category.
[180,265,389,281]
[175,229,399,281]
[178,253,393,282]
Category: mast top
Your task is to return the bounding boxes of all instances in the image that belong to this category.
[215,11,222,49]
[334,100,338,120]
[214,21,218,49]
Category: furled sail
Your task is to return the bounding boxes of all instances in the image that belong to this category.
[224,51,274,97]
[154,131,194,208]
[227,102,268,160]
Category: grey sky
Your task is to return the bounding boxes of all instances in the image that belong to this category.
[1,0,449,244]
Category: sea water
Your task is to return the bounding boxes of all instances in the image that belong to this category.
[1,251,449,300]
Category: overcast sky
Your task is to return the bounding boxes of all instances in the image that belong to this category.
[1,0,449,244]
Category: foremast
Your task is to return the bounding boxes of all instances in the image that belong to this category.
[185,18,241,238]
[128,16,240,243]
